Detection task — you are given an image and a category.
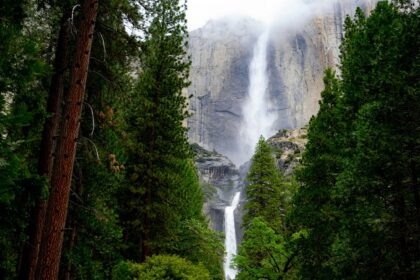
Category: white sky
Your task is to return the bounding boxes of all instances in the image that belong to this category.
[186,0,342,31]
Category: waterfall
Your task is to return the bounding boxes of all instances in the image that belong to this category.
[224,192,241,280]
[238,29,276,165]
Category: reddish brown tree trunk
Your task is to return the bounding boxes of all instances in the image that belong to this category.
[19,12,71,280]
[35,1,98,279]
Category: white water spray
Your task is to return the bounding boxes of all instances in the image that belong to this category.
[238,29,276,165]
[224,192,241,280]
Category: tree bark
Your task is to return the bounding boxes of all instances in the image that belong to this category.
[35,1,98,279]
[19,11,70,280]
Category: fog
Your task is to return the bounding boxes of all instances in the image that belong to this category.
[187,0,367,31]
[186,0,376,166]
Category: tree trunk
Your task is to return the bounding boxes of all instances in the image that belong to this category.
[35,1,98,279]
[62,165,83,280]
[19,11,70,280]
[394,184,411,279]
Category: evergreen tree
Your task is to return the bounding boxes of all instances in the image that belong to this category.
[288,69,343,279]
[57,0,143,278]
[119,1,223,278]
[0,1,49,278]
[235,137,291,279]
[35,0,99,278]
[235,217,289,280]
[288,2,420,279]
[243,137,285,232]
[330,2,419,278]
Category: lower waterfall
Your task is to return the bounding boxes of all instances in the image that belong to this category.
[224,192,241,280]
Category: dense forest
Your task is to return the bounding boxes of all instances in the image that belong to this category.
[235,1,419,280]
[0,0,418,279]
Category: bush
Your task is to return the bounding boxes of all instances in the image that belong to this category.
[112,255,210,280]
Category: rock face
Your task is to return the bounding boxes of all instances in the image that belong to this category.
[267,128,308,176]
[187,0,377,165]
[192,144,241,232]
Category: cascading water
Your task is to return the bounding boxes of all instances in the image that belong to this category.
[224,192,241,280]
[238,28,276,165]
[224,28,275,279]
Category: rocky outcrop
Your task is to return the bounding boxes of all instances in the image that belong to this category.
[192,144,241,232]
[267,127,308,176]
[187,0,377,165]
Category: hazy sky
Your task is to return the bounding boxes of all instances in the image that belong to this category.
[186,0,343,30]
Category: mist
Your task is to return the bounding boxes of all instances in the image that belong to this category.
[187,0,377,166]
[187,0,370,31]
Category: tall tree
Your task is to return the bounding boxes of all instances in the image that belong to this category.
[0,1,49,278]
[119,0,192,261]
[35,0,99,278]
[331,2,419,278]
[288,2,420,279]
[288,69,343,279]
[58,1,144,278]
[118,1,224,278]
[234,137,291,280]
[19,5,73,279]
[243,137,285,232]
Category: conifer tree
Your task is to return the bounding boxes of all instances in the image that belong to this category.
[288,69,343,279]
[235,137,291,279]
[117,1,224,277]
[35,0,99,278]
[243,137,285,232]
[0,1,49,278]
[120,0,192,260]
[288,2,419,279]
[57,1,144,278]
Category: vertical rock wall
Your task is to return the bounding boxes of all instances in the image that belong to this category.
[187,0,377,165]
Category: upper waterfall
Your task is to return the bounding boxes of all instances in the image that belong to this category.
[238,29,276,165]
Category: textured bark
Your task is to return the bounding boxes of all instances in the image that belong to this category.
[19,11,70,280]
[35,1,98,279]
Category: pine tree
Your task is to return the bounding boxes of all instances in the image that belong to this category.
[118,1,223,277]
[35,0,99,278]
[119,0,192,260]
[288,69,343,279]
[243,137,285,232]
[234,137,292,280]
[331,2,420,278]
[288,2,420,279]
[0,1,49,278]
[57,0,144,278]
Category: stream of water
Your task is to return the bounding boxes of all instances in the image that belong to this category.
[224,29,274,279]
[238,29,276,165]
[224,192,241,280]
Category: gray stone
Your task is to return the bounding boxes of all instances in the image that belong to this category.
[186,1,377,165]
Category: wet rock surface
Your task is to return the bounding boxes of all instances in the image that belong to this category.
[187,1,377,165]
[192,144,241,232]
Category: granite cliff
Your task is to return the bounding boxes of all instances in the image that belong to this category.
[187,0,377,165]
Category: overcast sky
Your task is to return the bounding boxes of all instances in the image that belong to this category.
[186,0,357,31]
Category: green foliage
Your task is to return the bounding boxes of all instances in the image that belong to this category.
[235,138,294,279]
[112,255,210,280]
[0,1,50,277]
[288,69,343,279]
[288,2,420,279]
[118,0,223,278]
[243,137,286,232]
[177,219,224,279]
[59,0,142,278]
[234,217,292,280]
